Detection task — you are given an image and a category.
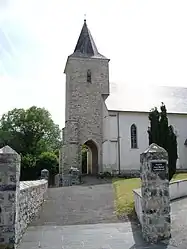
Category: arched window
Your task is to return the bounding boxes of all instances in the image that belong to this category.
[87,69,91,83]
[131,124,138,148]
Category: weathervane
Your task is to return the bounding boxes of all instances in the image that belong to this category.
[84,14,86,22]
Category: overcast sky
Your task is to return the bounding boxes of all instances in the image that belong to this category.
[1,0,187,128]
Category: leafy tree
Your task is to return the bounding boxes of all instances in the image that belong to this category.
[36,152,59,185]
[0,106,61,156]
[54,149,60,158]
[20,154,37,180]
[148,103,178,181]
[0,106,61,181]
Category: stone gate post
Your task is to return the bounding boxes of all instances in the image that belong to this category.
[140,143,171,243]
[41,169,49,187]
[0,146,21,248]
[41,169,49,181]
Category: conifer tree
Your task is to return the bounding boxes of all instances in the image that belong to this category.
[148,103,178,181]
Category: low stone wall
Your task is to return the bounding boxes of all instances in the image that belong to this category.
[55,169,140,187]
[102,166,140,178]
[118,169,140,178]
[133,179,187,225]
[133,188,143,224]
[169,179,187,200]
[16,180,48,244]
[176,168,187,173]
[0,146,49,248]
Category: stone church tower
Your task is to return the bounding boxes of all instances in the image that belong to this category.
[60,20,110,175]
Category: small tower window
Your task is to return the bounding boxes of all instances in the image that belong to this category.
[87,69,91,83]
[131,124,138,149]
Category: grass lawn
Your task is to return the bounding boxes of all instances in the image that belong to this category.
[113,173,187,217]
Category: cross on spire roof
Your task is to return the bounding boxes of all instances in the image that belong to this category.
[70,19,107,59]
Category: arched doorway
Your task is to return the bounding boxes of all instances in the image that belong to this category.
[81,140,98,175]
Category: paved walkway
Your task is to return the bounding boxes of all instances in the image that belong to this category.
[163,197,187,249]
[31,177,118,226]
[17,178,187,249]
[18,222,176,249]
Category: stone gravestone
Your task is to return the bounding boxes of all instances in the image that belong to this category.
[59,167,81,187]
[60,175,72,187]
[41,169,49,181]
[69,167,81,185]
[140,143,171,243]
[41,169,49,187]
[0,145,21,248]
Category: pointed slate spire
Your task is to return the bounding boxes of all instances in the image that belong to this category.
[70,19,107,59]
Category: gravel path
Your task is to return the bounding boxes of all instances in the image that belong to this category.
[31,177,119,226]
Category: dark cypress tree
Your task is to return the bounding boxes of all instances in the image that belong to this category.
[167,125,178,181]
[148,103,178,181]
[148,107,160,145]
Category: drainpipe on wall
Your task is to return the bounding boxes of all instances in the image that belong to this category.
[117,112,121,175]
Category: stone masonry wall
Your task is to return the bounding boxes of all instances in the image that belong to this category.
[140,143,171,243]
[61,57,109,174]
[16,180,48,244]
[0,146,20,249]
[0,145,48,248]
[102,165,140,178]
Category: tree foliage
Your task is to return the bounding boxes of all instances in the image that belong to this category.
[0,106,61,155]
[36,152,58,173]
[20,154,37,180]
[36,152,59,185]
[148,103,178,181]
[0,106,61,181]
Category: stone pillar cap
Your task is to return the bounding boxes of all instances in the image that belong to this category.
[143,143,167,154]
[0,145,19,155]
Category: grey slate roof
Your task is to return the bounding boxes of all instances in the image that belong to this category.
[70,20,108,59]
[105,84,187,114]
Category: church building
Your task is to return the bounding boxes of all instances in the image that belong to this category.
[60,20,187,176]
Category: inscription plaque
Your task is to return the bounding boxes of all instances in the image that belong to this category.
[151,161,166,172]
